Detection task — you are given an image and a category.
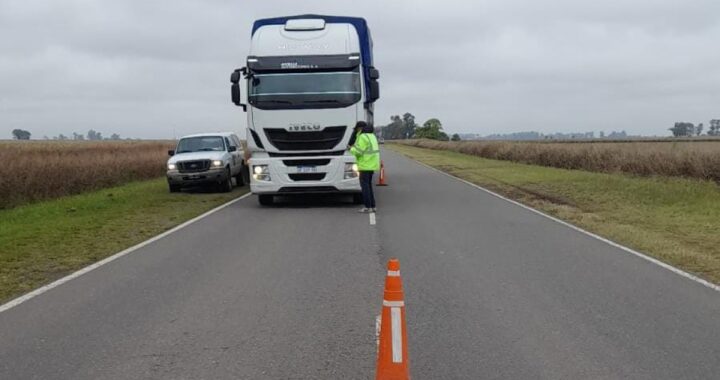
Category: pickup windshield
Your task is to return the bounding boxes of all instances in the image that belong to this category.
[176,136,226,153]
[249,69,361,110]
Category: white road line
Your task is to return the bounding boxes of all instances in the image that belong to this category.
[412,159,720,293]
[0,192,252,314]
[369,212,376,225]
[391,307,403,363]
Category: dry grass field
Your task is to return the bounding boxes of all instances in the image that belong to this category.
[396,139,720,182]
[0,140,174,209]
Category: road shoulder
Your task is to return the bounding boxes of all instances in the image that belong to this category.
[387,143,720,287]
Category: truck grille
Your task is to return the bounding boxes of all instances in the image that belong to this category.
[177,160,210,173]
[278,186,338,193]
[269,150,345,157]
[288,173,326,181]
[265,126,346,151]
[282,159,331,166]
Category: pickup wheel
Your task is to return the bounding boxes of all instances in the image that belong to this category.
[169,184,181,193]
[258,194,274,206]
[242,165,250,185]
[219,168,233,193]
[235,165,247,187]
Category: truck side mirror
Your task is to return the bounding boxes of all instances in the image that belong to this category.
[168,150,175,156]
[231,83,241,105]
[369,67,380,80]
[228,146,237,152]
[230,71,241,84]
[369,80,380,102]
[230,68,247,111]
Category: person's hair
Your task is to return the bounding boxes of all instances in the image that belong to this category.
[355,121,374,133]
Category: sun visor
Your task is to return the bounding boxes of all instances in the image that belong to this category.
[247,54,361,72]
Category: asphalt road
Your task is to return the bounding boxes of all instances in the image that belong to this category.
[2,149,720,379]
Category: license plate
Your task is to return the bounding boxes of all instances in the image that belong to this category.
[297,166,317,173]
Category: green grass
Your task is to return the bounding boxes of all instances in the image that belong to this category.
[0,179,246,303]
[389,143,720,284]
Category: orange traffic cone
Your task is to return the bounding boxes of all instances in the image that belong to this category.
[377,161,388,186]
[376,259,409,380]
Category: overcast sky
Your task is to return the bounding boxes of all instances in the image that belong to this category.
[1,0,719,139]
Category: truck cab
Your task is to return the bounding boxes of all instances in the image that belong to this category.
[230,15,380,205]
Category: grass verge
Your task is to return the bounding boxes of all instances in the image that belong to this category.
[388,143,720,284]
[0,179,246,303]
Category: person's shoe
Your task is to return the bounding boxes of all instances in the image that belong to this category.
[371,208,377,213]
[358,207,371,213]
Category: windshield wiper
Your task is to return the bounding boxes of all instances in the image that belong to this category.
[198,148,218,151]
[260,100,292,105]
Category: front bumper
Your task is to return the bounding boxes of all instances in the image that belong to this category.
[167,167,227,186]
[249,155,361,195]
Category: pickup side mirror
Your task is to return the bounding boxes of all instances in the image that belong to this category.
[168,150,175,156]
[230,68,247,111]
[228,146,237,152]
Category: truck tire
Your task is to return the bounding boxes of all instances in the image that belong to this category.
[352,193,363,204]
[219,168,233,193]
[169,183,181,193]
[258,194,274,206]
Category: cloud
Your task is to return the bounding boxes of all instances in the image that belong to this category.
[1,0,719,138]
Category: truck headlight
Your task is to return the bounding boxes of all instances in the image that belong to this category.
[167,163,177,170]
[344,163,359,179]
[253,165,271,181]
[211,160,223,167]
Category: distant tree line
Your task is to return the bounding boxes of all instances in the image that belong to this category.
[669,119,720,137]
[10,129,125,141]
[377,112,460,142]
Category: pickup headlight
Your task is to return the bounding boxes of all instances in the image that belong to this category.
[211,160,223,167]
[253,165,270,181]
[344,163,359,179]
[167,163,177,170]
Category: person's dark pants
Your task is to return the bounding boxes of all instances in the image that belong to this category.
[359,171,375,208]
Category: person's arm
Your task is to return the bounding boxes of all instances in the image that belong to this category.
[350,134,367,158]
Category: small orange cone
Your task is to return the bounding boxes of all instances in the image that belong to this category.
[376,259,410,380]
[377,161,388,186]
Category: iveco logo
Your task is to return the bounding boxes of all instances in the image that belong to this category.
[287,124,321,132]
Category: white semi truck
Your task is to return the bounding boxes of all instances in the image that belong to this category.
[230,15,380,205]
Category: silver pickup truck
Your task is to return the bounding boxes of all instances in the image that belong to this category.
[166,132,249,193]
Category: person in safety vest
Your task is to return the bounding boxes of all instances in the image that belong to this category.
[350,121,380,213]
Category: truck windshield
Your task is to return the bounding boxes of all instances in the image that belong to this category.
[176,136,226,153]
[249,70,361,110]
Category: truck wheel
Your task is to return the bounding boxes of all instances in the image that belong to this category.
[352,193,363,204]
[219,168,233,193]
[169,184,181,193]
[258,194,274,206]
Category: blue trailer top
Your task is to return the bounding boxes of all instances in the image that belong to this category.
[252,15,374,68]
